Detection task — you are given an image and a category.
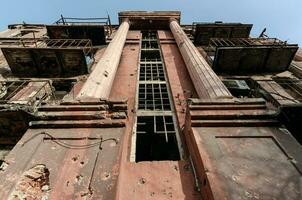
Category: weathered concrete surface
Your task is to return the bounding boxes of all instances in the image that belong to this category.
[0,128,124,199]
[109,34,201,199]
[169,20,232,99]
[159,30,198,150]
[77,20,130,100]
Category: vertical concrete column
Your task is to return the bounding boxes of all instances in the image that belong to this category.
[77,20,130,100]
[169,19,232,99]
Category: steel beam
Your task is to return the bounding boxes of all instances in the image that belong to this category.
[169,19,232,99]
[77,20,130,100]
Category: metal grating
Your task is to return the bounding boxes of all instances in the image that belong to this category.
[135,116,180,162]
[139,63,165,81]
[142,31,157,40]
[209,38,292,50]
[54,15,113,37]
[0,80,54,106]
[269,78,302,103]
[141,40,159,50]
[138,83,170,110]
[132,31,182,162]
[137,116,176,137]
[0,38,93,56]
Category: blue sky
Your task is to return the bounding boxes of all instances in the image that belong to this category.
[0,0,301,46]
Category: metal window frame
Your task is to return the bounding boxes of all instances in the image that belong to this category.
[130,31,184,162]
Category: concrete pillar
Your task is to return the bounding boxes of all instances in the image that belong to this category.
[169,19,232,99]
[77,20,130,100]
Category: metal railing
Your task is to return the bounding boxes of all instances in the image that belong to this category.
[0,38,93,56]
[209,38,291,48]
[0,80,54,107]
[54,15,112,36]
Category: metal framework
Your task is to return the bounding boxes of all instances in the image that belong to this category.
[209,37,291,50]
[132,31,183,162]
[0,80,54,107]
[139,62,165,81]
[54,15,112,36]
[0,38,93,56]
[138,83,170,110]
[261,78,302,103]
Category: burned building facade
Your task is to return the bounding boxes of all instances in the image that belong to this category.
[0,11,301,199]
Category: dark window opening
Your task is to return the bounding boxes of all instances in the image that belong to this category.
[0,145,14,166]
[140,50,161,62]
[141,40,159,49]
[142,31,157,40]
[135,116,180,162]
[222,79,252,98]
[50,79,77,100]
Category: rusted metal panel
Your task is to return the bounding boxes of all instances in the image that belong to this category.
[1,48,37,76]
[213,46,298,73]
[8,81,52,105]
[46,25,106,45]
[1,48,88,77]
[190,126,302,200]
[194,23,252,45]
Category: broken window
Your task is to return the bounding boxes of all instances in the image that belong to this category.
[135,116,180,162]
[222,79,252,98]
[132,31,182,162]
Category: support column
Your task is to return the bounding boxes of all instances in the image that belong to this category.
[77,20,130,100]
[169,19,232,99]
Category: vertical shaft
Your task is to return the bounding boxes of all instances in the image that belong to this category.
[169,19,232,99]
[77,20,130,100]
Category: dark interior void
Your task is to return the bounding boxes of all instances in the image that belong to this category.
[135,116,180,162]
[51,79,77,100]
[141,40,159,49]
[46,25,106,45]
[222,79,260,98]
[142,31,157,40]
[140,50,161,61]
[0,145,14,166]
[278,105,302,145]
[223,79,251,97]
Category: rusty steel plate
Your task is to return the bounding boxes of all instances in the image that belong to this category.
[190,126,302,199]
[1,47,88,77]
[212,46,298,73]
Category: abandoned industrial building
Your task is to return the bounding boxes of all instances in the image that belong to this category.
[0,11,302,199]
